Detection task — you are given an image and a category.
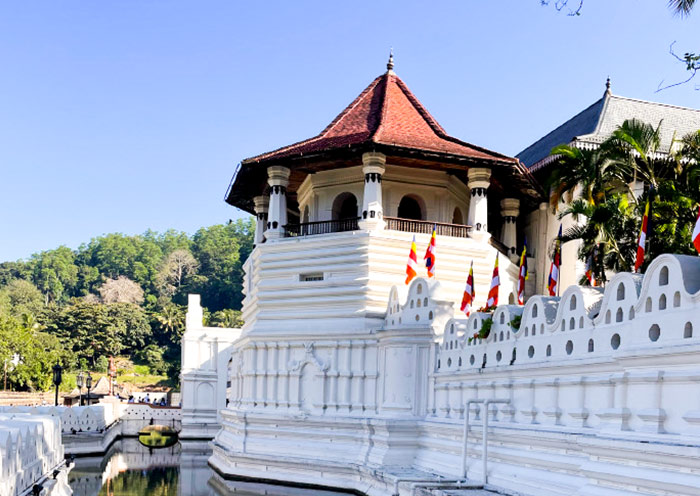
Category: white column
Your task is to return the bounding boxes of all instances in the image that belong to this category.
[467,167,491,242]
[359,152,386,231]
[500,198,520,262]
[265,166,291,240]
[253,195,269,246]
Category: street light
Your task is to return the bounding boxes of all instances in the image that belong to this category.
[52,363,63,406]
[86,372,93,406]
[76,371,84,406]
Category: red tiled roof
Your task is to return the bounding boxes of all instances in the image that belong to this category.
[243,71,516,164]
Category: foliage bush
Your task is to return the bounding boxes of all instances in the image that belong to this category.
[95,355,109,373]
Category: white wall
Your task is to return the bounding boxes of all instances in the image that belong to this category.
[210,253,700,496]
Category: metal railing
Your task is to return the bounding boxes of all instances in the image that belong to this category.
[384,217,472,238]
[285,217,360,237]
[462,398,511,485]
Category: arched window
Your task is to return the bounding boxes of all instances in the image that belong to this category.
[452,207,463,225]
[332,192,358,220]
[398,195,424,220]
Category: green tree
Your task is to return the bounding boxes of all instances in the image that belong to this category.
[209,308,244,328]
[154,303,186,346]
[0,261,32,286]
[0,279,44,319]
[31,246,79,304]
[191,220,254,311]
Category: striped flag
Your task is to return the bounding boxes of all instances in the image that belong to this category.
[486,254,500,308]
[405,236,418,284]
[634,200,650,273]
[547,224,562,296]
[693,205,700,254]
[460,261,475,317]
[585,250,595,286]
[517,239,528,305]
[424,226,437,278]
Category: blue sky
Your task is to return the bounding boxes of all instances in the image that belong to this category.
[1,1,698,261]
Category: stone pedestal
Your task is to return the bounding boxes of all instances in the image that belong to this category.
[467,167,491,242]
[253,195,269,245]
[265,166,291,240]
[500,198,520,262]
[359,152,386,231]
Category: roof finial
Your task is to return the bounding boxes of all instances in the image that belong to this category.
[387,48,394,73]
[605,76,611,94]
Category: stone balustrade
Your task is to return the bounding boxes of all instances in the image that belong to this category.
[0,413,65,496]
[429,254,700,436]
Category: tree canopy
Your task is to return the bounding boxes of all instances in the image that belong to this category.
[0,218,254,391]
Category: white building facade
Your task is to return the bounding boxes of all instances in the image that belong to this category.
[181,62,700,496]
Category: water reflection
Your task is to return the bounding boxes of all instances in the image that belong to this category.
[138,425,179,449]
[67,439,350,496]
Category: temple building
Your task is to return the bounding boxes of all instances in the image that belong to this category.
[224,54,542,316]
[517,79,700,292]
[178,57,700,496]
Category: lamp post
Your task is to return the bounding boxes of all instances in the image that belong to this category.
[76,371,84,406]
[86,372,93,406]
[52,363,63,406]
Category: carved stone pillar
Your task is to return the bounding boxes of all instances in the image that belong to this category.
[500,198,520,261]
[467,167,491,242]
[253,195,269,245]
[359,152,386,230]
[265,166,291,240]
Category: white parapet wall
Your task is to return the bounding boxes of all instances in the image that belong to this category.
[0,403,182,457]
[208,253,700,496]
[0,412,69,496]
[180,294,242,439]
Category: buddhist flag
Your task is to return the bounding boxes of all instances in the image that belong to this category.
[460,261,475,317]
[517,239,528,305]
[634,200,650,273]
[405,236,418,284]
[585,250,595,286]
[486,254,500,308]
[693,205,700,254]
[547,225,562,297]
[424,226,437,278]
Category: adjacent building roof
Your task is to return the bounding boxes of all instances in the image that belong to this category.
[517,83,700,171]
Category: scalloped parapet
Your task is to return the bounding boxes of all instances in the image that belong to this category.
[384,277,455,335]
[436,254,700,373]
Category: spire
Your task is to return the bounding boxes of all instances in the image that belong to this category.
[605,76,611,95]
[386,48,394,74]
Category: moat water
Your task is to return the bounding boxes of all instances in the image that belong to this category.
[67,438,349,496]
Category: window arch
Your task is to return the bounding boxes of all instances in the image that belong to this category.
[452,207,463,225]
[616,284,625,301]
[332,192,358,220]
[398,195,425,220]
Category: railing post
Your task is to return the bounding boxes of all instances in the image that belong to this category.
[483,400,490,485]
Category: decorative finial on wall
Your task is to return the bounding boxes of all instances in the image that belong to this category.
[606,76,611,94]
[387,48,394,73]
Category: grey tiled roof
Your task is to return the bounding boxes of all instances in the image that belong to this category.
[517,90,700,170]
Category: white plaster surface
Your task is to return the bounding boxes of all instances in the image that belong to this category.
[197,252,700,496]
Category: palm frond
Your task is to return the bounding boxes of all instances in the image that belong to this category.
[668,0,696,16]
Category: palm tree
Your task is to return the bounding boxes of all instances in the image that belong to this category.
[155,304,185,345]
[602,118,675,194]
[547,144,628,209]
[558,195,637,281]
